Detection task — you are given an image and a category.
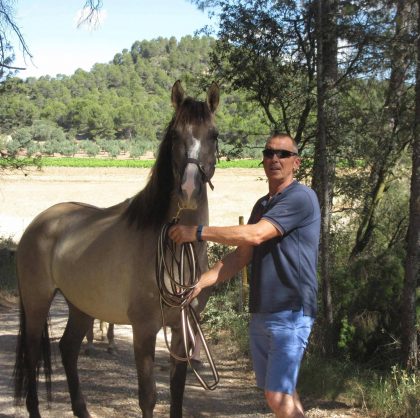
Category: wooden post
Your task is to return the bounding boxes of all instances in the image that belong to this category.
[239,216,249,311]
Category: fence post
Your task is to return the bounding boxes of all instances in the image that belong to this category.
[239,216,249,311]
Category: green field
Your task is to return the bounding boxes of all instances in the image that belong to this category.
[37,157,262,169]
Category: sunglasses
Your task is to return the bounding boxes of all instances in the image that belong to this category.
[262,148,298,159]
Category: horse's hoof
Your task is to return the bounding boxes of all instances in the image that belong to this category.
[73,404,92,418]
[107,346,117,355]
[190,359,203,371]
[84,347,96,356]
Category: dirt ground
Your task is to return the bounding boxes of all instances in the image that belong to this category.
[0,167,369,417]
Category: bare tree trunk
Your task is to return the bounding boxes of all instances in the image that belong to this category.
[312,0,337,346]
[401,0,420,371]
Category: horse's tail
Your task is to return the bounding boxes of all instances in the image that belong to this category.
[14,302,53,406]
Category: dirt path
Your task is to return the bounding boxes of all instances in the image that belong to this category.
[0,296,366,418]
[0,167,369,417]
[0,294,272,418]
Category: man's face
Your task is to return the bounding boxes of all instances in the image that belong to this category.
[262,136,300,184]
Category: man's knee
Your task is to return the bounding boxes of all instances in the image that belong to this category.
[265,391,304,418]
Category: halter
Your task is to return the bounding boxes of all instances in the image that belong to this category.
[156,221,219,390]
[185,157,215,191]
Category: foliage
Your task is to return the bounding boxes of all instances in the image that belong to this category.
[367,365,419,418]
[331,248,407,366]
[299,355,419,418]
[80,140,100,157]
[0,36,269,158]
[202,243,250,355]
[0,237,17,295]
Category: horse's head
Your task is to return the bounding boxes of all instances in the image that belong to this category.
[170,80,220,211]
[124,81,220,229]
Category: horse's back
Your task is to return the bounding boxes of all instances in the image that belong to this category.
[16,202,99,303]
[21,200,158,324]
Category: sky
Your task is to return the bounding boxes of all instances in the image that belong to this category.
[12,0,214,79]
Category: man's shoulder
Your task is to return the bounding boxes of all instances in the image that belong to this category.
[280,182,320,217]
[283,181,317,201]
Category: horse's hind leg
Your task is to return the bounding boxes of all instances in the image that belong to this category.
[106,323,116,354]
[84,321,95,356]
[59,302,94,418]
[17,297,54,418]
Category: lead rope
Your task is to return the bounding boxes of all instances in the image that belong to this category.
[156,221,219,390]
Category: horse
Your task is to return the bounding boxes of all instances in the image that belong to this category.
[14,80,220,418]
[84,320,115,355]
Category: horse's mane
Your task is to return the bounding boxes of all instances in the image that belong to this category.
[124,97,213,229]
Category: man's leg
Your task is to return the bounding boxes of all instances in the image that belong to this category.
[257,310,314,418]
[293,391,304,415]
[265,390,304,418]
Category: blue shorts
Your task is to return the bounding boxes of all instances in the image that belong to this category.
[249,309,314,395]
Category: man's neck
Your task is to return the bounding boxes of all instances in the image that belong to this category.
[268,177,295,197]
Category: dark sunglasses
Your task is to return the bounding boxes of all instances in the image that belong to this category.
[262,148,298,159]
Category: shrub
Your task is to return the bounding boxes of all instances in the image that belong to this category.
[201,242,250,356]
[80,140,100,157]
[97,139,121,158]
[0,237,17,295]
[56,139,78,156]
[367,366,419,418]
[331,248,406,364]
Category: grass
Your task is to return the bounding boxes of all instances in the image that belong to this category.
[299,355,419,417]
[37,157,262,169]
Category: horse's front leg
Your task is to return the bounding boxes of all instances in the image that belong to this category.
[169,326,188,418]
[132,325,158,418]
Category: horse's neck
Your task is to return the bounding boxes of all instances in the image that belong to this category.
[168,194,209,225]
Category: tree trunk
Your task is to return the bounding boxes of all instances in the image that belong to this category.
[401,0,420,371]
[312,0,337,346]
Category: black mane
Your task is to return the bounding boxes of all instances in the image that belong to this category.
[123,97,213,229]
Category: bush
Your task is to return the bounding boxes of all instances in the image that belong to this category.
[0,237,17,295]
[331,248,406,365]
[80,140,100,157]
[201,242,250,355]
[9,128,32,155]
[367,365,419,418]
[57,140,78,157]
[97,139,122,158]
[202,284,250,356]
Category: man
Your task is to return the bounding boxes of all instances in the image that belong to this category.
[169,133,320,418]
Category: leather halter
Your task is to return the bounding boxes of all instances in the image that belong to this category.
[185,157,215,191]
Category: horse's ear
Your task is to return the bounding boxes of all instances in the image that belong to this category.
[171,80,185,109]
[207,82,220,113]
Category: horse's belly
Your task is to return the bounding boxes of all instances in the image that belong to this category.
[56,270,132,324]
[52,223,155,324]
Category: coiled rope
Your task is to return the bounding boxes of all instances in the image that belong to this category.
[156,221,219,390]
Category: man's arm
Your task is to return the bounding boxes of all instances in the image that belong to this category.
[191,244,253,298]
[169,219,281,246]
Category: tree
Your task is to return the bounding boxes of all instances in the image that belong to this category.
[312,0,338,337]
[401,0,420,370]
[350,0,417,259]
[0,0,31,80]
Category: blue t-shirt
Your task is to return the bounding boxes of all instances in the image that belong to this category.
[248,181,321,317]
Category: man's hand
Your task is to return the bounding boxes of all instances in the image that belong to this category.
[168,224,198,244]
[188,282,203,302]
